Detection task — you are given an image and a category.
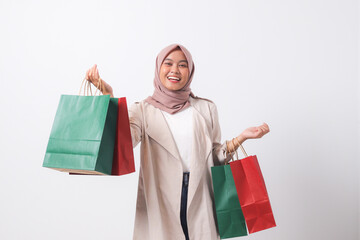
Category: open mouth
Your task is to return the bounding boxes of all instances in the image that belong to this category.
[167,76,181,82]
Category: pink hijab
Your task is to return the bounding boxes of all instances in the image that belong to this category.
[145,44,196,114]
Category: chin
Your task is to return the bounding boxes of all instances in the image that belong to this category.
[167,86,182,91]
[162,83,184,91]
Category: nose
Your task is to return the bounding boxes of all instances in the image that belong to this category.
[170,64,180,74]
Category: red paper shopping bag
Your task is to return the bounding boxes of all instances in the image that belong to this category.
[229,146,276,234]
[111,97,135,175]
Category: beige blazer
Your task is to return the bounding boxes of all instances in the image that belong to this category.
[129,97,231,240]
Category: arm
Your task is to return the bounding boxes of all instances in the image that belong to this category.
[210,103,270,165]
[226,123,270,153]
[210,103,233,165]
[85,64,143,147]
[128,102,143,148]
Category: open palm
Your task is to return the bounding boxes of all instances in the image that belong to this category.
[241,123,270,140]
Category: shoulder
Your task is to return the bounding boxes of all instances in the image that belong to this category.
[130,99,162,119]
[190,96,218,114]
[129,100,147,117]
[190,96,220,129]
[130,98,152,109]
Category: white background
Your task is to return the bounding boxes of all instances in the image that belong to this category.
[0,0,358,239]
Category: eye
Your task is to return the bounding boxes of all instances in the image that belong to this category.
[164,62,172,66]
[179,64,188,68]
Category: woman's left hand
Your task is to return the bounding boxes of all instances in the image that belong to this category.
[239,123,270,141]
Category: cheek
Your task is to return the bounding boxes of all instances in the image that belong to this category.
[159,68,168,82]
[160,67,167,74]
[182,70,190,83]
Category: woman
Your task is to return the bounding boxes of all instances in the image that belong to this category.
[86,44,269,240]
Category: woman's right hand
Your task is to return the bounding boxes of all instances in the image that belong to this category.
[85,64,114,97]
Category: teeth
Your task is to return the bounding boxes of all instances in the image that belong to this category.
[168,77,180,81]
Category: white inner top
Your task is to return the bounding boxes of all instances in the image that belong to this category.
[161,106,193,172]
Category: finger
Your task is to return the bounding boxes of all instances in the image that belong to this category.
[90,66,96,81]
[263,123,270,132]
[88,69,94,83]
[96,67,100,78]
[93,64,97,74]
[263,126,269,132]
[263,122,270,131]
[93,65,99,79]
[262,127,269,134]
[259,127,267,136]
[88,67,93,79]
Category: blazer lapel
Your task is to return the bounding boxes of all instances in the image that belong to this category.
[144,99,213,207]
[144,103,182,162]
[187,98,213,207]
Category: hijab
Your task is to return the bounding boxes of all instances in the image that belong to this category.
[145,44,195,114]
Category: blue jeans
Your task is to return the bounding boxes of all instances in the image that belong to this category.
[180,172,190,240]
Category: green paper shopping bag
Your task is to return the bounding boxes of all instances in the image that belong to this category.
[43,94,118,175]
[211,164,248,238]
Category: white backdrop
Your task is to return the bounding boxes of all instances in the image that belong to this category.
[0,0,358,239]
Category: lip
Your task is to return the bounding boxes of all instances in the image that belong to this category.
[167,75,181,83]
[168,79,180,83]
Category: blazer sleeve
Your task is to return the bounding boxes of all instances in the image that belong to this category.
[210,103,233,165]
[128,102,143,148]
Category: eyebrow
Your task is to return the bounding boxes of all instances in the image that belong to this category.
[164,58,188,63]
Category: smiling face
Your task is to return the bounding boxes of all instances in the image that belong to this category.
[159,49,190,91]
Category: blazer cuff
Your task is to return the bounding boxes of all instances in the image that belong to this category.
[213,141,235,165]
